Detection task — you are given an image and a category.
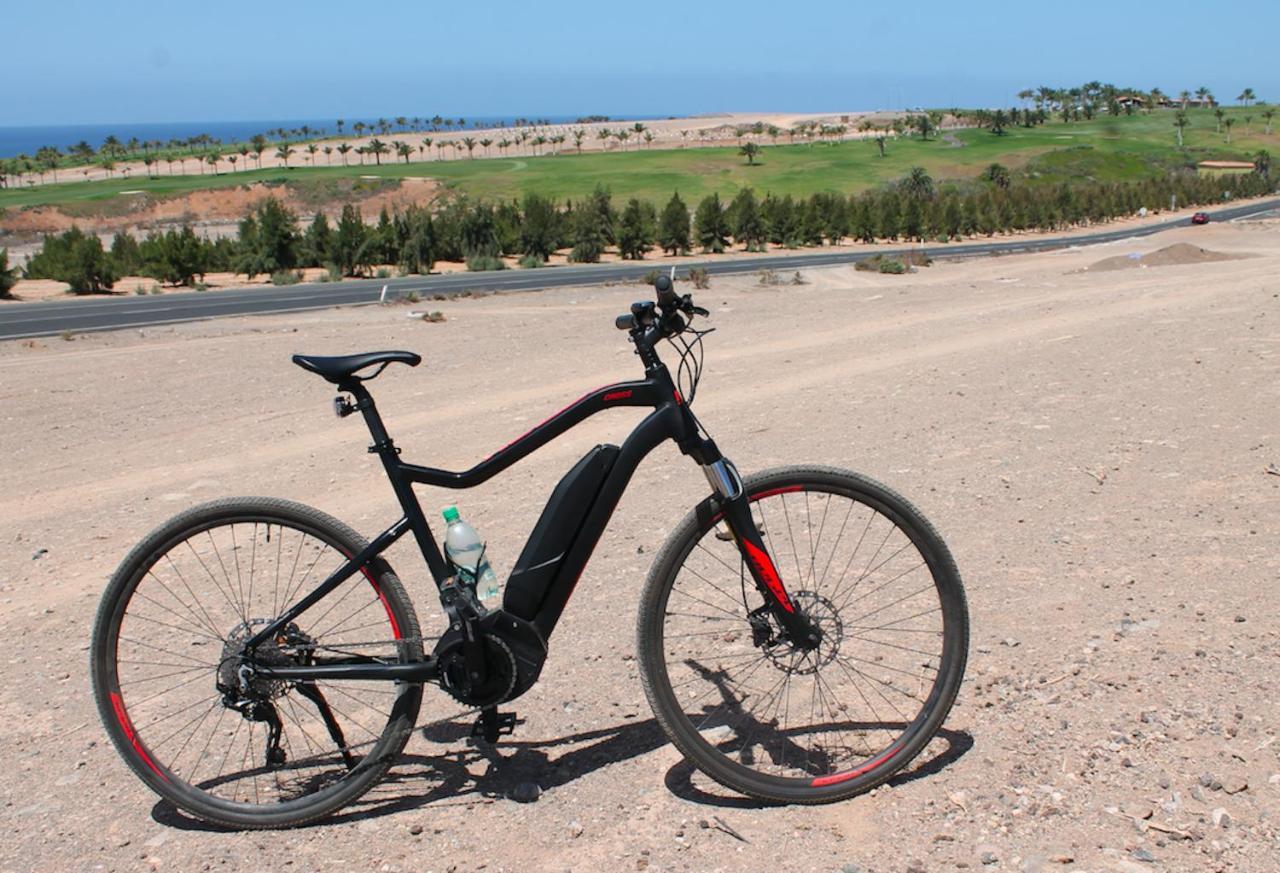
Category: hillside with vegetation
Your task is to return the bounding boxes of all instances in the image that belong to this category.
[4,83,1277,295]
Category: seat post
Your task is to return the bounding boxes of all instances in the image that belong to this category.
[342,381,452,584]
[344,381,395,454]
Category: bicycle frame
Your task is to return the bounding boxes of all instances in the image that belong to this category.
[251,351,815,686]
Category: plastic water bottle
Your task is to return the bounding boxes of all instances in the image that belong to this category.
[442,506,500,602]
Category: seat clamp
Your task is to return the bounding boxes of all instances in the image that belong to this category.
[368,440,401,456]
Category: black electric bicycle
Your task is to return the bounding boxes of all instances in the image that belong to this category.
[91,275,968,828]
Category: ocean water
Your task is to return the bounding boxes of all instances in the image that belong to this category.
[0,115,665,159]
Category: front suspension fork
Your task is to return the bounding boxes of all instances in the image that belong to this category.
[706,460,821,650]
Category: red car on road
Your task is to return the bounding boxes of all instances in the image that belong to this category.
[1191,212,1210,225]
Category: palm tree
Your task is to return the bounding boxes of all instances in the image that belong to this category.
[617,130,630,150]
[1179,90,1191,109]
[395,141,413,163]
[252,134,268,168]
[874,135,887,158]
[337,143,352,165]
[462,136,477,158]
[1254,150,1271,177]
[573,129,586,152]
[901,166,935,199]
[1264,107,1276,136]
[597,128,611,150]
[367,139,388,165]
[206,153,220,174]
[307,143,319,165]
[480,137,493,156]
[324,146,333,165]
[276,143,295,167]
[739,142,761,165]
[1174,111,1189,147]
[1244,114,1254,135]
[531,135,546,155]
[421,137,432,157]
[644,131,654,148]
[1238,88,1257,106]
[1224,117,1236,143]
[227,154,238,173]
[1214,108,1225,133]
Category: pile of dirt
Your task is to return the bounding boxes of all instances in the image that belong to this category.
[1084,242,1251,272]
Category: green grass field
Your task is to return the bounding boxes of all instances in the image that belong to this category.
[1,108,1274,214]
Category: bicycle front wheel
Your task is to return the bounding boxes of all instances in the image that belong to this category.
[91,497,425,828]
[638,465,968,803]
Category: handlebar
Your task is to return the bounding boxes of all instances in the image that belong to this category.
[615,273,709,336]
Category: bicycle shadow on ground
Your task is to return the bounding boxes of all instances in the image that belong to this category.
[662,725,973,808]
[150,716,972,831]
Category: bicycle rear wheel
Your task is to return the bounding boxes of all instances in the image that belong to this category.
[90,497,424,828]
[638,466,968,803]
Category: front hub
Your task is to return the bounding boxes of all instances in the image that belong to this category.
[763,591,842,673]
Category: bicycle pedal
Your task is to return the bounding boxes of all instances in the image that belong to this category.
[470,709,520,744]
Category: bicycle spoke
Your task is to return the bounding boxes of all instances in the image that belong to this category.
[656,479,955,786]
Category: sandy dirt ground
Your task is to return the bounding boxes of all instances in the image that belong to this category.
[1,220,1278,873]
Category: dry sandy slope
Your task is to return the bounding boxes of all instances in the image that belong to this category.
[0,221,1278,872]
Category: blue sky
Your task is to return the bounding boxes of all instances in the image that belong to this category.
[4,0,1277,125]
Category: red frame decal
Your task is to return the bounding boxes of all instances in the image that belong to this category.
[741,538,794,613]
[603,389,633,402]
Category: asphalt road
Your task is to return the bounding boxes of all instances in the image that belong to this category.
[4,197,1279,341]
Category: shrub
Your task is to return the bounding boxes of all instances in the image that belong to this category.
[757,268,782,286]
[857,253,928,273]
[642,269,662,285]
[0,248,19,298]
[375,266,392,279]
[402,290,421,304]
[518,254,545,269]
[235,197,299,278]
[420,310,447,323]
[466,254,507,271]
[140,225,210,286]
[689,266,711,289]
[790,271,807,285]
[24,227,117,294]
[270,270,303,285]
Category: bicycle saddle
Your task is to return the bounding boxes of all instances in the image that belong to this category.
[291,350,422,383]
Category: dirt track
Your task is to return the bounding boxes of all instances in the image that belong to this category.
[1,221,1278,872]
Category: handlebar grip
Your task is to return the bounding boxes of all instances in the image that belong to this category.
[615,313,636,331]
[654,274,676,306]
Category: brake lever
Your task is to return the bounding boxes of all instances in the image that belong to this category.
[678,294,710,319]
